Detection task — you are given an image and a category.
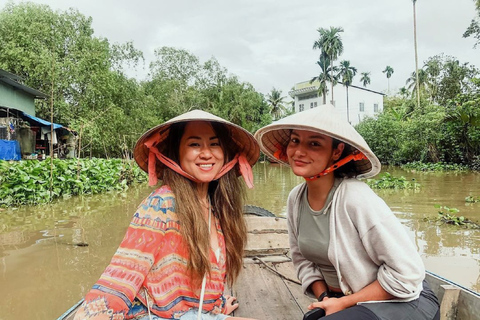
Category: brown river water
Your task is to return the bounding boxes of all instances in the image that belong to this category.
[0,164,479,319]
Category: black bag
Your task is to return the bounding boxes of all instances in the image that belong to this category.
[303,308,325,320]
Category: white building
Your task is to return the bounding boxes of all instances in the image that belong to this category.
[289,80,385,126]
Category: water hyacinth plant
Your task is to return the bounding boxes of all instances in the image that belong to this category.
[465,195,480,203]
[434,204,480,229]
[402,161,469,172]
[366,172,420,190]
[0,158,147,207]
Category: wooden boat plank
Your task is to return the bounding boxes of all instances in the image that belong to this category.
[229,262,309,319]
[244,233,290,256]
[246,216,288,232]
[274,261,315,311]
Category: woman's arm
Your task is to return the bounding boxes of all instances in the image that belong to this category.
[309,280,394,315]
[74,190,169,319]
[309,280,329,300]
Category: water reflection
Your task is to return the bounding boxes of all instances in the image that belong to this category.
[0,164,479,319]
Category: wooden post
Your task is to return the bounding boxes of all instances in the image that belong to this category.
[439,285,460,320]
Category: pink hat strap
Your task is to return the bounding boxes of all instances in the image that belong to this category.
[216,154,254,189]
[144,136,254,188]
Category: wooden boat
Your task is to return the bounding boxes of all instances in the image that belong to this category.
[58,212,480,320]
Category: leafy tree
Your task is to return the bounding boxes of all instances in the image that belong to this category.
[416,54,479,105]
[313,26,344,103]
[146,46,271,133]
[338,60,357,123]
[442,78,480,164]
[382,66,394,93]
[266,88,287,120]
[463,0,480,48]
[0,2,146,158]
[360,72,371,87]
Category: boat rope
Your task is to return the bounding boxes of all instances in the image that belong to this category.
[252,256,301,285]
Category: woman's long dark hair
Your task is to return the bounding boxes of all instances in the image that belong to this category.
[332,138,358,178]
[160,121,247,286]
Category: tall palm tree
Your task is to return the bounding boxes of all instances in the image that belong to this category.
[382,66,394,93]
[338,60,357,123]
[360,72,371,87]
[311,53,337,104]
[313,26,344,104]
[413,0,421,109]
[266,88,287,120]
[398,87,409,99]
[405,69,428,94]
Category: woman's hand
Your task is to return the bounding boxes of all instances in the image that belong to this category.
[223,294,239,315]
[307,297,347,316]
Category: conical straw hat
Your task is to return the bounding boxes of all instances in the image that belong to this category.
[254,104,381,179]
[134,109,260,178]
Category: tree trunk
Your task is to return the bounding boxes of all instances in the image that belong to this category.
[330,60,335,104]
[346,86,350,123]
[413,1,421,110]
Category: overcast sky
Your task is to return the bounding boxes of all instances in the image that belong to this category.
[5,0,480,99]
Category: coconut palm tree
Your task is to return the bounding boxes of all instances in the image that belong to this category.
[412,0,421,109]
[266,88,287,120]
[338,60,357,123]
[406,69,428,95]
[313,26,344,104]
[311,53,337,104]
[360,72,371,87]
[398,87,409,99]
[382,66,394,93]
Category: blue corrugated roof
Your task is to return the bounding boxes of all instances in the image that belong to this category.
[22,112,63,130]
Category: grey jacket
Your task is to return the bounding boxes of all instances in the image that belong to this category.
[287,178,425,302]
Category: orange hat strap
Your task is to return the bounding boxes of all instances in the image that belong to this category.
[273,143,288,162]
[304,150,367,181]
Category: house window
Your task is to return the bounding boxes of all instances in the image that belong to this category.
[314,102,317,108]
[299,104,304,112]
[310,102,314,109]
[359,102,365,112]
[374,103,379,112]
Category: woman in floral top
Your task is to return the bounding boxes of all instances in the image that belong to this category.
[74,110,259,320]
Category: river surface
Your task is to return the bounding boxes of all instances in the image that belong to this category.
[0,164,479,319]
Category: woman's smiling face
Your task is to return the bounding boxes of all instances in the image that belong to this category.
[179,121,225,183]
[286,130,344,178]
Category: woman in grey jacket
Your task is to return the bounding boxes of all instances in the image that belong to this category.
[254,104,439,320]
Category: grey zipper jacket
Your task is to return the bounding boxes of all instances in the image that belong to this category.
[287,178,424,302]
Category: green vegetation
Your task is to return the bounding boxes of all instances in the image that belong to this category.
[465,195,480,203]
[367,172,420,190]
[356,75,480,169]
[0,158,147,207]
[434,204,480,228]
[463,0,480,48]
[402,161,469,172]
